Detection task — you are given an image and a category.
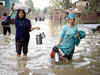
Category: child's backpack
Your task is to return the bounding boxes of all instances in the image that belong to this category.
[1,16,10,25]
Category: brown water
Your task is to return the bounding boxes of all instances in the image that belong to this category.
[0,20,100,75]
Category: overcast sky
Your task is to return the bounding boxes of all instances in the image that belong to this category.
[71,0,79,3]
[32,0,50,9]
[19,0,50,9]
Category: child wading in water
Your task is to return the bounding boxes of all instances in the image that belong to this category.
[51,13,86,63]
[15,9,40,57]
[1,13,11,36]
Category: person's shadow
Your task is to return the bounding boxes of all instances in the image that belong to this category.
[16,57,30,75]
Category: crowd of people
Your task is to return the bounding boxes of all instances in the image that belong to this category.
[34,17,45,22]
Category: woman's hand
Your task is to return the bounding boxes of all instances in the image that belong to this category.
[57,38,63,46]
[77,32,80,38]
[31,27,40,31]
[56,43,60,47]
[35,27,40,30]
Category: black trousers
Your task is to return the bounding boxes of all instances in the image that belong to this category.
[16,40,29,55]
[3,27,11,35]
[63,48,75,60]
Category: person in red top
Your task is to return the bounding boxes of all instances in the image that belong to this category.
[1,16,6,21]
[1,13,11,36]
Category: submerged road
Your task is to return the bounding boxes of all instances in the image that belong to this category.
[0,19,100,75]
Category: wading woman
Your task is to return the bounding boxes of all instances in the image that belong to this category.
[15,9,40,57]
[51,13,86,64]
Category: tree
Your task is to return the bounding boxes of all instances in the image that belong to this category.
[61,0,72,9]
[51,0,62,9]
[25,0,35,12]
[88,0,96,12]
[51,0,72,9]
[43,7,48,14]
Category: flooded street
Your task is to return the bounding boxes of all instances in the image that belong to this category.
[0,19,100,75]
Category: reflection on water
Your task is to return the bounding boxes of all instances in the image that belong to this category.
[16,57,30,75]
[0,20,100,75]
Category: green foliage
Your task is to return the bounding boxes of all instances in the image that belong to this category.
[25,0,35,12]
[88,0,96,12]
[61,0,72,9]
[43,8,48,14]
[51,0,72,9]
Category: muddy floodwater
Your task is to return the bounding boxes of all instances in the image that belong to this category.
[0,20,100,75]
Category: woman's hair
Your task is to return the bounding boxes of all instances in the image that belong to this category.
[16,9,26,20]
[3,12,7,16]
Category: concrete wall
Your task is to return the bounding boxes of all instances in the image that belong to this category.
[0,7,9,17]
[50,9,66,24]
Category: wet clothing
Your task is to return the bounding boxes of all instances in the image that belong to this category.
[15,18,31,55]
[3,27,11,35]
[63,48,74,60]
[58,24,86,60]
[58,24,78,55]
[51,46,75,60]
[15,18,31,40]
[16,40,29,55]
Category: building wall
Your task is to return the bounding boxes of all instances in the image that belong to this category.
[50,9,66,24]
[96,0,100,12]
[0,0,9,17]
[0,7,9,17]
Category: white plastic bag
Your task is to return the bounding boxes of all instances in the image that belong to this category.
[14,3,30,13]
